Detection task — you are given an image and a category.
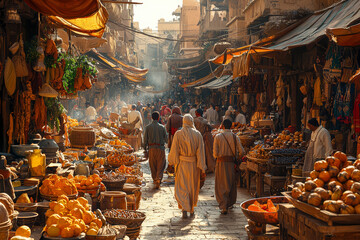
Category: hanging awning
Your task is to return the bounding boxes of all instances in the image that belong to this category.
[211,0,360,65]
[88,50,146,82]
[24,0,108,38]
[180,65,225,88]
[107,55,148,75]
[195,75,233,89]
[265,0,360,51]
[326,23,360,47]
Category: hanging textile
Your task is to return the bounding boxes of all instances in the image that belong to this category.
[24,0,100,19]
[313,77,322,106]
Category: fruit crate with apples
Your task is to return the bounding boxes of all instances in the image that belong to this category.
[279,204,360,240]
[282,191,360,226]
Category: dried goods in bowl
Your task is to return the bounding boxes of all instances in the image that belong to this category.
[240,196,288,225]
[103,209,145,229]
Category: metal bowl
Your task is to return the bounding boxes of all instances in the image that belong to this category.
[11,144,39,157]
[240,196,288,225]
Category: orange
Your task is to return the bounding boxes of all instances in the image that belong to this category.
[67,200,77,210]
[82,211,93,225]
[77,197,88,208]
[58,195,69,203]
[49,201,57,210]
[86,228,98,236]
[92,218,102,229]
[57,217,72,230]
[71,224,82,237]
[61,227,74,238]
[45,209,55,218]
[70,208,83,219]
[46,214,61,226]
[89,222,99,231]
[47,224,61,237]
[54,202,66,214]
[15,225,31,237]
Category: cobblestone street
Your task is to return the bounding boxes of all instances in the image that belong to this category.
[137,159,252,240]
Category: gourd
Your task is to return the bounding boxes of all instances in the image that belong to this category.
[334,151,347,162]
[0,192,14,215]
[351,169,360,181]
[314,160,328,171]
[328,166,340,177]
[314,187,330,201]
[338,171,350,183]
[326,156,341,168]
[319,171,331,182]
[307,193,322,207]
[291,187,302,199]
[305,180,317,191]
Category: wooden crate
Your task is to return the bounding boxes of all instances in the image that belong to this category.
[279,204,360,240]
[246,225,279,240]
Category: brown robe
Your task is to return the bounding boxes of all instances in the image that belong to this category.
[194,117,215,172]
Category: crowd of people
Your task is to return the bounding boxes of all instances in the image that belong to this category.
[70,97,247,217]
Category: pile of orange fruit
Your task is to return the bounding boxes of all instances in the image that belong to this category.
[247,199,278,212]
[70,174,102,190]
[107,151,135,167]
[45,195,102,238]
[40,174,78,196]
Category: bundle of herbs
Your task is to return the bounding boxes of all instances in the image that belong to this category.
[45,97,67,131]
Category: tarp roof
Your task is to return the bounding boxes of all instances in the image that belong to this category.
[210,0,360,65]
[195,75,232,89]
[88,50,146,82]
[180,65,225,88]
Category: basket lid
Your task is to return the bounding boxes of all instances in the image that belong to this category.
[101,191,126,198]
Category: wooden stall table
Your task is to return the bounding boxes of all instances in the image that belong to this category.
[246,155,269,197]
[122,134,141,151]
[263,173,286,195]
[279,204,360,240]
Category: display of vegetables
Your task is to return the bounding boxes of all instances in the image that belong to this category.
[248,144,271,159]
[102,172,126,182]
[247,199,278,212]
[45,195,103,238]
[40,174,78,196]
[70,174,102,190]
[291,151,360,214]
[264,131,306,150]
[107,150,136,167]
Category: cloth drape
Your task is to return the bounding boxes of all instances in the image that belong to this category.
[24,0,100,19]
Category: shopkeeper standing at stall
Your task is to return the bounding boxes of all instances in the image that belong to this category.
[303,118,333,175]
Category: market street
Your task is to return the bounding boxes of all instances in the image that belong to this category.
[137,158,251,240]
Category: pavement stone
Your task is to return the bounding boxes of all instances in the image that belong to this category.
[135,157,254,240]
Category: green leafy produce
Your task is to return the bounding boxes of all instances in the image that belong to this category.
[24,37,40,65]
[45,97,67,131]
[58,53,98,94]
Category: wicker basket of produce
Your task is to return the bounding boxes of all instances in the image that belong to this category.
[69,127,96,148]
[239,135,255,148]
[40,193,78,201]
[103,209,146,229]
[15,212,38,229]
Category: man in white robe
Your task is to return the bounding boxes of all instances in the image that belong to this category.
[213,119,244,214]
[169,114,207,218]
[204,104,219,125]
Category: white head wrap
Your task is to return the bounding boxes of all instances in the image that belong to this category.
[183,114,194,128]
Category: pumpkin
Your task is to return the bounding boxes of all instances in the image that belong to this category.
[308,193,322,207]
[341,190,354,201]
[298,192,310,202]
[310,170,319,180]
[334,151,347,163]
[340,204,355,214]
[351,169,360,182]
[305,180,317,191]
[338,171,350,183]
[342,166,356,176]
[306,177,312,181]
[342,161,352,169]
[291,187,303,199]
[344,180,355,191]
[328,180,343,191]
[354,159,360,169]
[328,166,340,178]
[314,187,330,200]
[356,204,360,214]
[294,182,305,191]
[331,186,343,200]
[319,171,331,182]
[344,193,359,206]
[326,201,340,213]
[351,182,360,194]
[326,156,341,168]
[314,160,328,171]
[313,178,324,188]
[322,200,332,210]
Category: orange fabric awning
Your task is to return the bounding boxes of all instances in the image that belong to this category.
[180,65,225,88]
[24,0,100,19]
[109,56,148,75]
[326,23,360,47]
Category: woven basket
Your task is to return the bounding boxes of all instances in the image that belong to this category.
[16,212,38,229]
[102,179,126,191]
[239,135,255,148]
[69,127,96,148]
[85,234,116,240]
[0,220,12,240]
[41,193,78,201]
[105,210,146,229]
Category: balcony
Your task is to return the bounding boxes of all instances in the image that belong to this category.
[199,10,228,39]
